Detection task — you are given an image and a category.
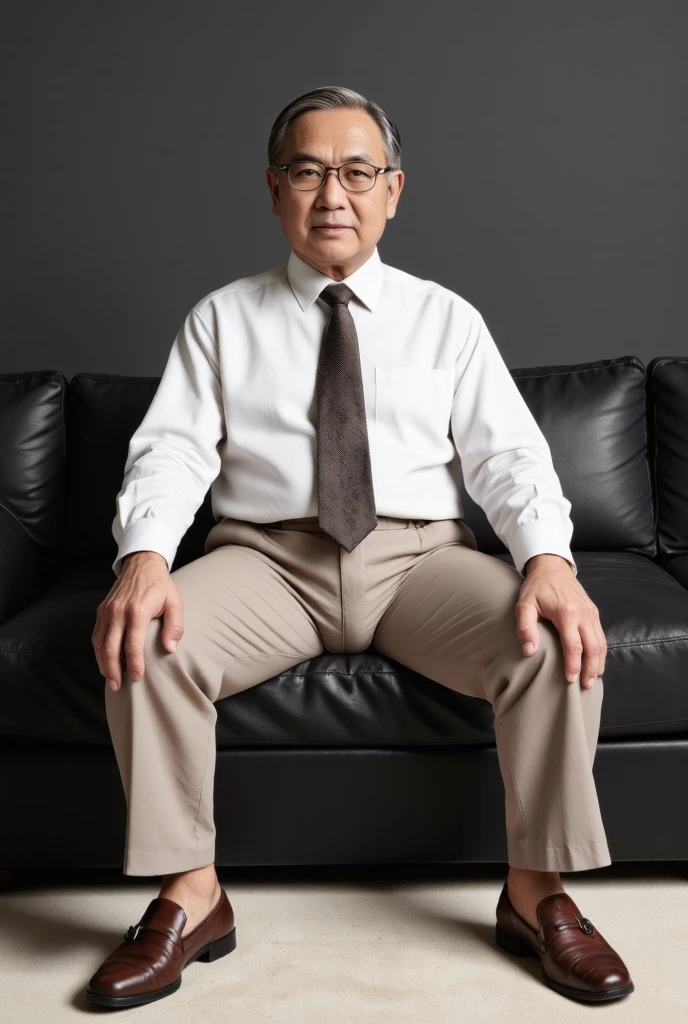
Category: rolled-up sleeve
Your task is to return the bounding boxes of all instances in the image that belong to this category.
[111,306,225,578]
[451,307,577,579]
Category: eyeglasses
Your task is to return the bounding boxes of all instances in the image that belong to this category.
[274,160,392,193]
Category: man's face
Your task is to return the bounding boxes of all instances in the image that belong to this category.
[266,107,404,281]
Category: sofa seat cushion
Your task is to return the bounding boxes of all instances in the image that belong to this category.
[0,554,686,748]
[494,550,688,739]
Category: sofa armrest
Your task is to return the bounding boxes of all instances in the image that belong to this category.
[0,503,54,625]
[658,552,688,591]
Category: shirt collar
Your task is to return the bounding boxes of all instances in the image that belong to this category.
[287,245,384,313]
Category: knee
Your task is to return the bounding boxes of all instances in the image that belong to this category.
[139,618,219,701]
[121,618,177,683]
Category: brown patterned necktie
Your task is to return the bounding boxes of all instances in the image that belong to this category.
[316,283,378,551]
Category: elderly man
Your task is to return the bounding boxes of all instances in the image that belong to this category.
[87,85,634,1007]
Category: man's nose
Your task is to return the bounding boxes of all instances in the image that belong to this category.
[317,169,348,199]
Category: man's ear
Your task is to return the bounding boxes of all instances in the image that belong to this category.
[386,170,404,219]
[265,168,280,214]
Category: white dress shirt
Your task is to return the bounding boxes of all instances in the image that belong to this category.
[112,245,577,580]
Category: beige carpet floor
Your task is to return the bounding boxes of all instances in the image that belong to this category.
[0,861,686,1022]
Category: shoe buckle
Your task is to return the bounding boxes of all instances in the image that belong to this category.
[554,916,595,935]
[124,923,143,943]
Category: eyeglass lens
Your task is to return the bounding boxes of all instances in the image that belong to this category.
[287,161,378,192]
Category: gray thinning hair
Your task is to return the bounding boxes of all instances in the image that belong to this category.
[267,85,401,188]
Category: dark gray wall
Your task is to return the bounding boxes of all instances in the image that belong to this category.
[5,1,686,378]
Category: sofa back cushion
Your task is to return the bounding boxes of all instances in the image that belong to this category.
[461,355,656,559]
[65,373,214,569]
[66,357,657,570]
[0,371,67,618]
[0,371,66,550]
[647,356,688,557]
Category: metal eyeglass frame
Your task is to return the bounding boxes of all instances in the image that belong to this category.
[273,160,392,192]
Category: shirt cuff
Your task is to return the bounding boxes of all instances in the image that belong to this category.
[112,518,178,578]
[509,520,578,579]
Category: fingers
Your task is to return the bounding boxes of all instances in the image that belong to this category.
[162,603,184,654]
[515,598,539,655]
[93,604,149,692]
[560,618,606,689]
[556,619,584,684]
[577,618,607,688]
[100,618,127,691]
[93,567,181,692]
[94,591,184,692]
[122,610,151,682]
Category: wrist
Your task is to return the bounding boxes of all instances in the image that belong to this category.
[123,551,167,568]
[525,554,574,576]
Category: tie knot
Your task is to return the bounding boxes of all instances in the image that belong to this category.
[320,283,354,309]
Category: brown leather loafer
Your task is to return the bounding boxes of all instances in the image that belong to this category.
[495,880,634,1002]
[84,888,236,1007]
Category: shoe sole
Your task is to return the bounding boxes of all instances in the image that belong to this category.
[495,923,635,1002]
[84,926,237,1007]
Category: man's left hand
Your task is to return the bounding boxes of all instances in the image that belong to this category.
[516,554,607,689]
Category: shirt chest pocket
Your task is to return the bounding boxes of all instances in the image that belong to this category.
[374,365,452,452]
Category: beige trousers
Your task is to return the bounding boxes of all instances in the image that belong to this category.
[105,515,612,876]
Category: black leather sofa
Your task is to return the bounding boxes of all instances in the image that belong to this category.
[1,354,687,876]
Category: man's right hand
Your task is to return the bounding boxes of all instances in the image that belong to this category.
[92,551,184,692]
